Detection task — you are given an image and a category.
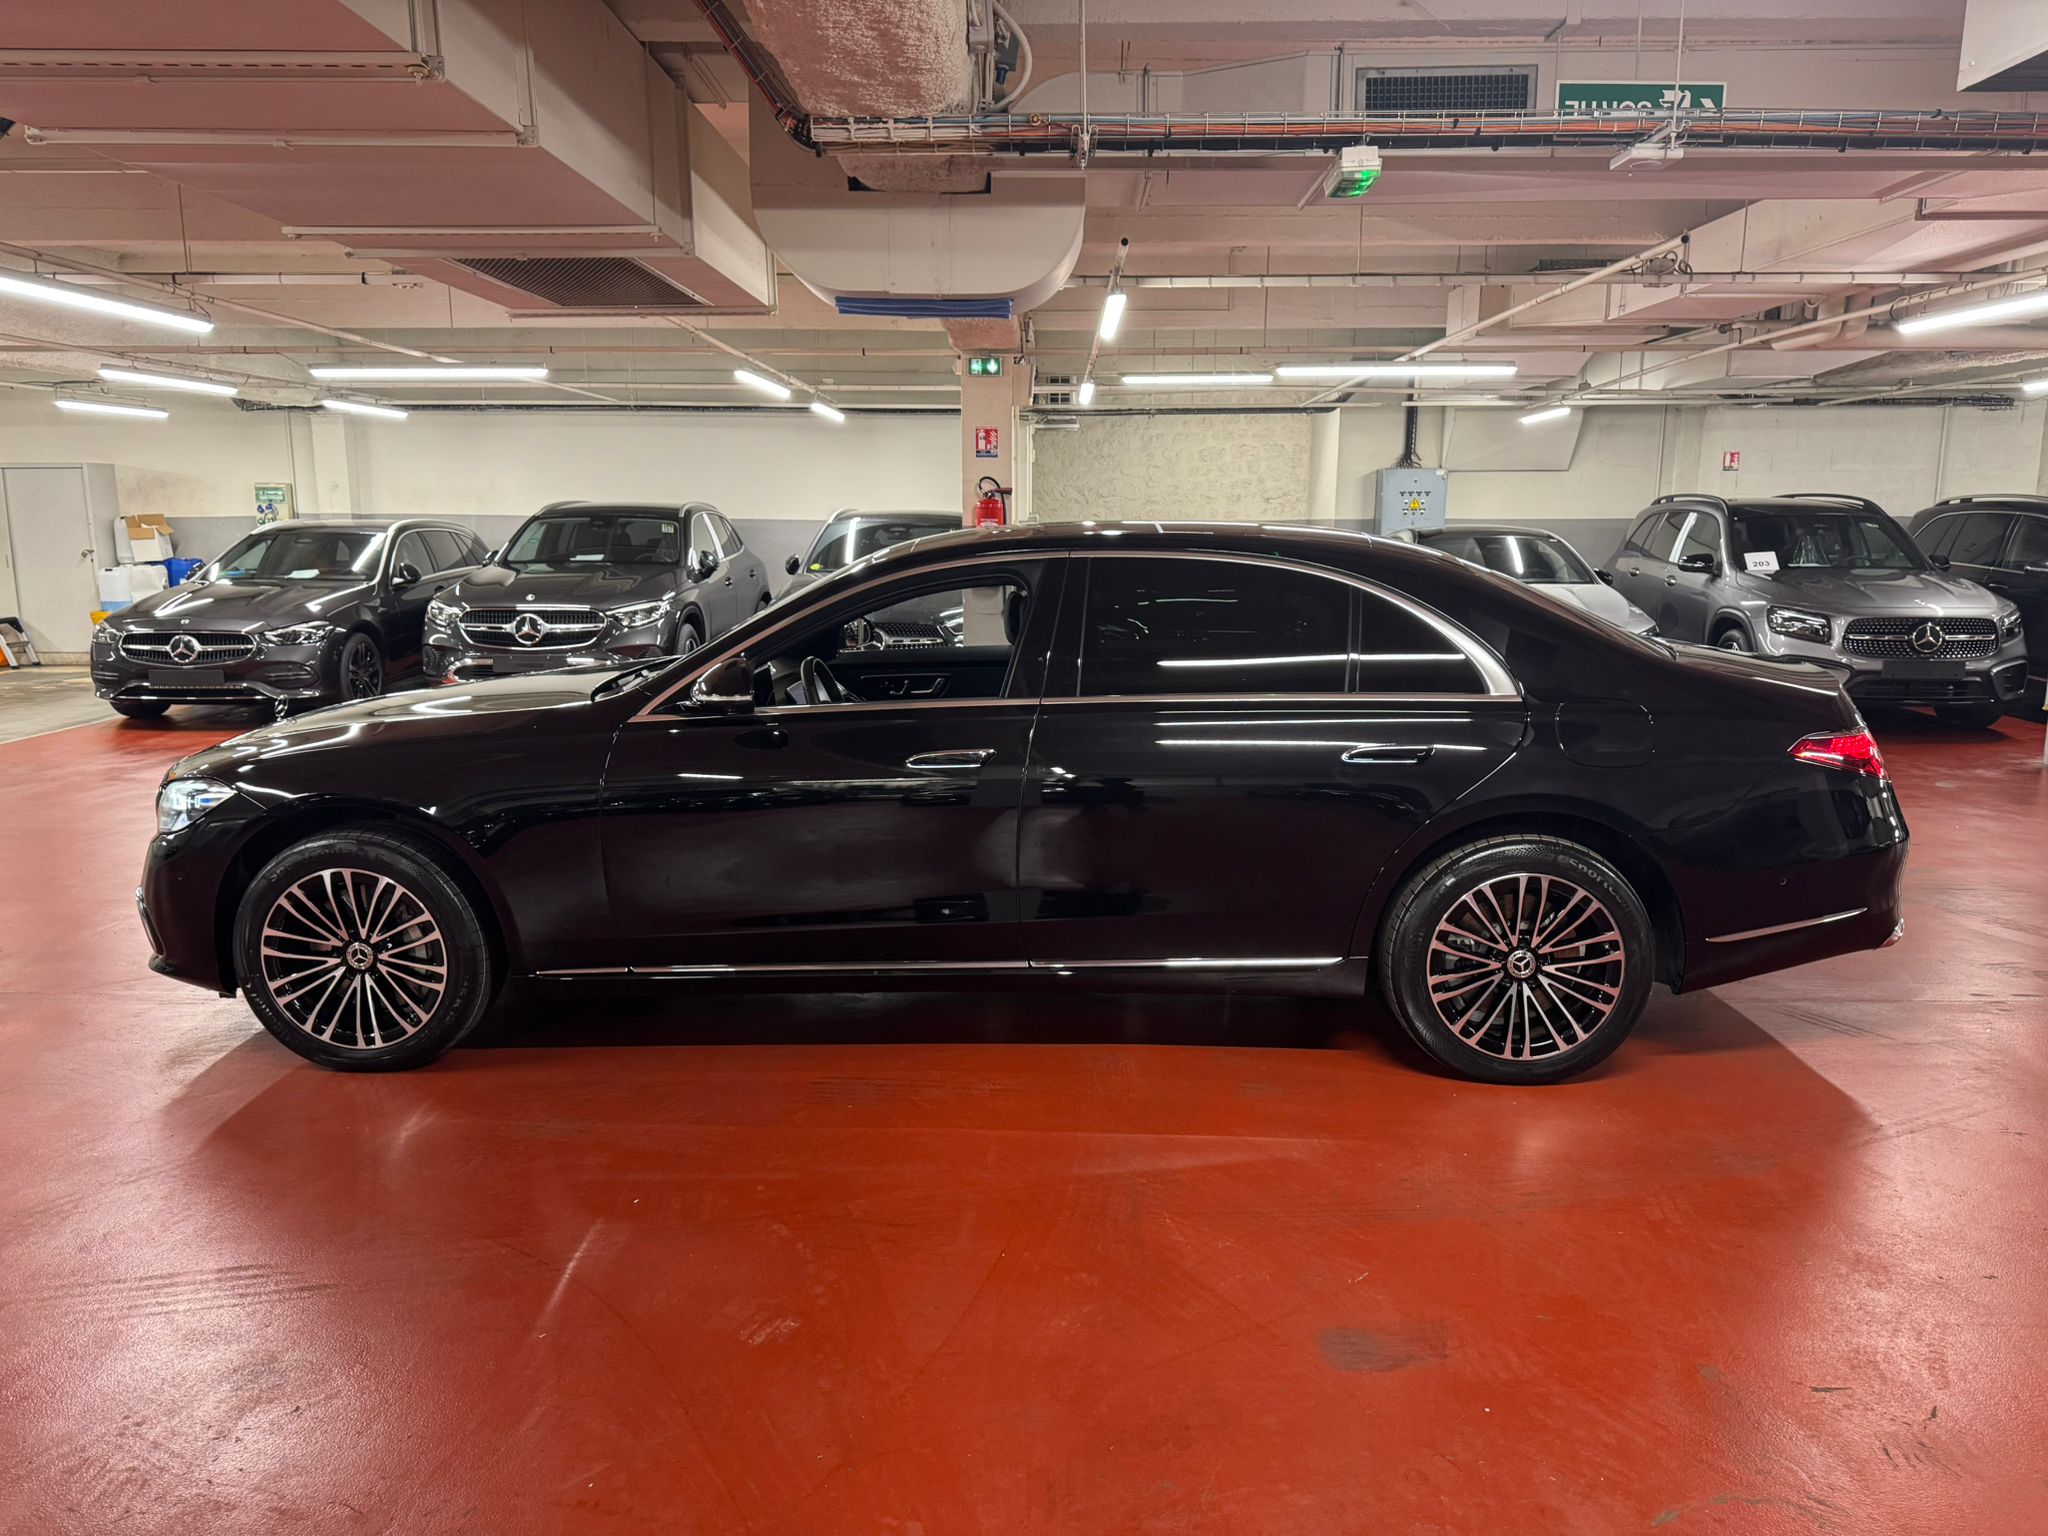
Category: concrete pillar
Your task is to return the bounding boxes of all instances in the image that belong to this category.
[957,354,1031,644]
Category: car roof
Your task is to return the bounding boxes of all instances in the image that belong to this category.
[1416,523,1569,540]
[825,508,959,522]
[530,501,692,515]
[1918,494,2048,515]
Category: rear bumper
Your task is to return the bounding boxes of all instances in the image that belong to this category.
[1679,839,1907,992]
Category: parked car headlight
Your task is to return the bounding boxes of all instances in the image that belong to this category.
[258,621,338,647]
[92,619,118,644]
[427,597,463,627]
[608,597,673,630]
[1623,604,1657,636]
[156,777,235,835]
[1766,606,1832,643]
[1998,605,2023,642]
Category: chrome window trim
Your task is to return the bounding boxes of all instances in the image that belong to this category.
[536,956,1346,979]
[630,546,1519,722]
[1704,907,1867,945]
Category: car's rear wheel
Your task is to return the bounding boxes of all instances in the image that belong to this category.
[110,699,169,720]
[234,829,494,1070]
[338,632,384,701]
[1933,701,2005,729]
[1376,835,1654,1084]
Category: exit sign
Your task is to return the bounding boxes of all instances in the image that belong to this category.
[1557,80,1727,115]
[968,356,1003,376]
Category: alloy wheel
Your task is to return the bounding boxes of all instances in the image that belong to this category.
[258,868,448,1050]
[343,637,383,699]
[1424,873,1625,1060]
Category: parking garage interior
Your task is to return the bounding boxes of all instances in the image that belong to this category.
[3,2,2048,1531]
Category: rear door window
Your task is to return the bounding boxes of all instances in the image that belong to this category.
[1077,557,1352,695]
[1677,513,1722,566]
[2002,515,2048,570]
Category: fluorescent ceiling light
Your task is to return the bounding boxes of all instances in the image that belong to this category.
[808,398,846,424]
[320,398,408,421]
[54,397,169,419]
[0,271,213,334]
[1099,289,1128,341]
[734,368,793,401]
[97,366,237,397]
[1518,404,1573,425]
[1894,288,2048,336]
[1274,362,1520,379]
[1119,372,1273,387]
[307,365,549,380]
[2021,376,2048,396]
[1076,377,1097,406]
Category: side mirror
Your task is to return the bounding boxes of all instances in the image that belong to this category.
[687,653,754,712]
[785,554,801,576]
[690,550,717,582]
[1677,552,1718,576]
[1595,569,1615,585]
[1930,554,1952,571]
[391,561,422,589]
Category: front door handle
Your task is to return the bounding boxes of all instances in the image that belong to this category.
[1664,573,1679,586]
[1341,745,1434,766]
[905,748,995,771]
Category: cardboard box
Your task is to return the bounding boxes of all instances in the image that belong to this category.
[114,512,175,563]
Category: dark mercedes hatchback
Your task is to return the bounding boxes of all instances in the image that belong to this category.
[141,522,1907,1083]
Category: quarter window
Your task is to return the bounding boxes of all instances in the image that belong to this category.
[1354,590,1490,694]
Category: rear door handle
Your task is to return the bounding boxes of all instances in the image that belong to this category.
[905,748,995,771]
[1664,574,1679,586]
[1341,745,1434,766]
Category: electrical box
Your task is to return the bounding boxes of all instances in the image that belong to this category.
[1367,468,1448,534]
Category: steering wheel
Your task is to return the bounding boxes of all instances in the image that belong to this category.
[800,654,857,705]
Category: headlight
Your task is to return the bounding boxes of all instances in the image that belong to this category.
[258,621,338,647]
[1766,606,1832,643]
[608,597,673,630]
[427,597,462,627]
[92,619,117,644]
[1999,605,2023,642]
[1625,605,1657,636]
[157,777,235,835]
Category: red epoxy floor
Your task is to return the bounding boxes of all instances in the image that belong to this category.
[1,709,2045,1534]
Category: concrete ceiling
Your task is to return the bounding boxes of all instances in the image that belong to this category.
[1,0,2046,420]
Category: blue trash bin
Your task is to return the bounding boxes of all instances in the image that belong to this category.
[160,557,206,586]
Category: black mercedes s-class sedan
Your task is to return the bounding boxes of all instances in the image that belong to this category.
[92,518,486,718]
[140,521,1908,1083]
[422,501,771,683]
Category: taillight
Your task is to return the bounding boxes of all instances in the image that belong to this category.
[1789,729,1886,779]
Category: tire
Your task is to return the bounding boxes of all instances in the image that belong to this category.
[1375,835,1655,1085]
[110,699,169,720]
[674,617,703,656]
[1933,701,2005,729]
[337,631,385,701]
[756,593,772,612]
[234,828,495,1071]
[1712,625,1752,653]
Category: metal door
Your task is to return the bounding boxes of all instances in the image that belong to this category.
[1,467,100,655]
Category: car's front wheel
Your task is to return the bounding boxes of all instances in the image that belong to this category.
[337,631,385,701]
[1376,835,1654,1084]
[673,617,703,656]
[234,829,495,1070]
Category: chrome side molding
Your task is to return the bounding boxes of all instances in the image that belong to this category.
[1703,907,1867,945]
[536,955,1345,979]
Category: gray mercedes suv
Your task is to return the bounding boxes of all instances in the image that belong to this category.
[1605,493,2026,728]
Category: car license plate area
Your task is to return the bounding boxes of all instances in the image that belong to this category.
[1882,659,1967,680]
[150,668,225,686]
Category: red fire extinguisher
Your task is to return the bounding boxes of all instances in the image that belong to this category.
[973,475,1009,528]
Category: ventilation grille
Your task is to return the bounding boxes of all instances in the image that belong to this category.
[1358,67,1534,113]
[454,257,705,310]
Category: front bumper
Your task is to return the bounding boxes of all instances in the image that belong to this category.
[1758,629,2028,708]
[92,635,337,706]
[423,625,669,684]
[138,807,256,995]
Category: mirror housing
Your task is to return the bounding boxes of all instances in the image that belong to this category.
[1677,552,1718,576]
[1930,553,1953,571]
[785,554,801,576]
[1595,569,1615,586]
[687,653,754,712]
[391,561,423,589]
[690,550,718,582]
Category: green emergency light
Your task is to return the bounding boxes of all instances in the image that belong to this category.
[1327,145,1383,200]
[968,356,1003,376]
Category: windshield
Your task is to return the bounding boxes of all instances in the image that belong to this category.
[1730,509,1924,573]
[204,527,384,582]
[803,516,955,574]
[502,513,683,570]
[1427,531,1593,585]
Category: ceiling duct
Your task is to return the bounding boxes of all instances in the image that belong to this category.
[1959,0,2048,90]
[1,0,773,315]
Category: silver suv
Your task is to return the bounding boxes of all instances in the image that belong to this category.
[1605,493,2027,728]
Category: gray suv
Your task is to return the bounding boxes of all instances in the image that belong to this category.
[1605,493,2026,728]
